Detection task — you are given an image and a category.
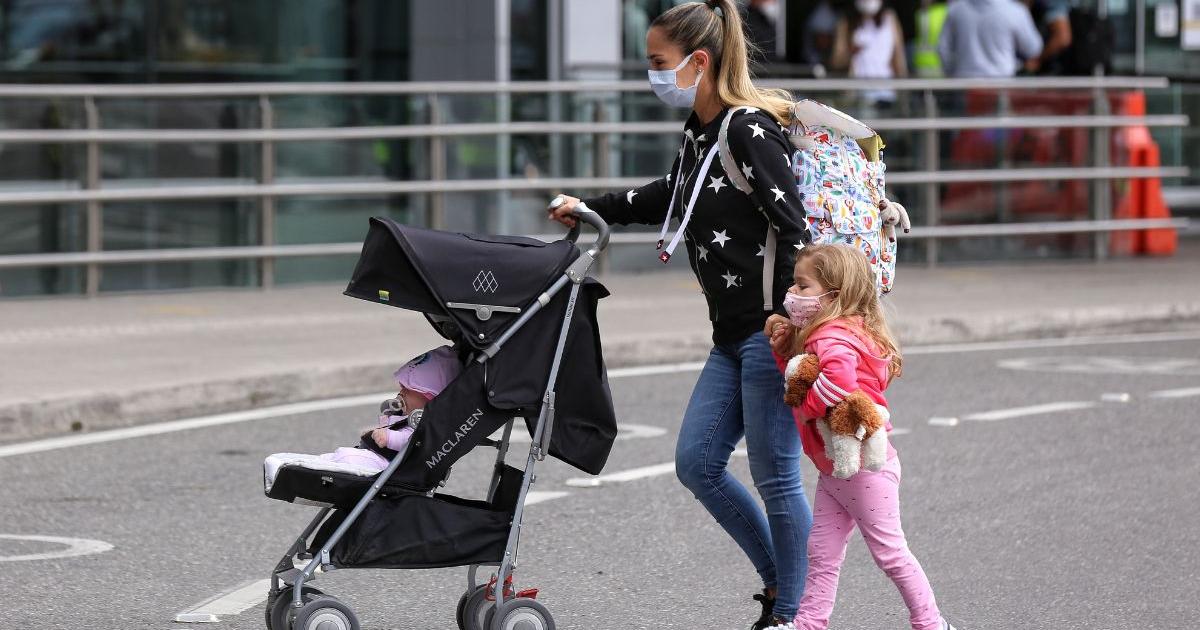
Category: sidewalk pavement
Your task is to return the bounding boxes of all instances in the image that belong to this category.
[2,242,1198,442]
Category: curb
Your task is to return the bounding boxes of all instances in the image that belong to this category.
[3,306,1199,444]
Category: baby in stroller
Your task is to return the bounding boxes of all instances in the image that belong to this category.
[264,346,461,481]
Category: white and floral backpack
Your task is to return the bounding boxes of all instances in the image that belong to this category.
[717,100,909,295]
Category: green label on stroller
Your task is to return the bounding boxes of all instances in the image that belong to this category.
[378,289,390,302]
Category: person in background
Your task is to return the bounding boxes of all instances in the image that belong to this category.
[832,0,908,111]
[937,0,1043,77]
[912,0,949,77]
[803,0,839,73]
[1024,0,1073,74]
[745,0,782,64]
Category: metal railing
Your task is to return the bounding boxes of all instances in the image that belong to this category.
[0,77,1190,295]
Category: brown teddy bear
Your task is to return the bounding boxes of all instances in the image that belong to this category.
[784,354,889,479]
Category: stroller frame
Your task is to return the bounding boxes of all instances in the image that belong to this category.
[268,207,611,629]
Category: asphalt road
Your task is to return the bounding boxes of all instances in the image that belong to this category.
[2,331,1199,630]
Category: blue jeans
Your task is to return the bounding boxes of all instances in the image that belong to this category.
[675,333,812,619]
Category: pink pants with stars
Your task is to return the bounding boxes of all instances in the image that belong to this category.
[793,457,942,630]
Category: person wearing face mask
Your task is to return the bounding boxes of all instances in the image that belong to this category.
[547,1,812,628]
[831,0,908,109]
[765,244,957,630]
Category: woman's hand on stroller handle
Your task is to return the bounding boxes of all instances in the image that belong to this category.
[548,194,610,254]
[547,194,581,228]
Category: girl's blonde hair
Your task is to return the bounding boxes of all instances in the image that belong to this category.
[792,244,903,379]
[651,0,794,125]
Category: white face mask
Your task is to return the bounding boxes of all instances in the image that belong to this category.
[856,0,883,15]
[648,52,702,109]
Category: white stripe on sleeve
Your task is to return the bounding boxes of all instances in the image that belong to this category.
[811,378,840,408]
[817,373,850,399]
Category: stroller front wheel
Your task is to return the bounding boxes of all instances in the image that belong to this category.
[485,597,555,630]
[266,586,323,630]
[291,594,360,630]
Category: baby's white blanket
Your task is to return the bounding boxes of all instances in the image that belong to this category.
[263,452,380,493]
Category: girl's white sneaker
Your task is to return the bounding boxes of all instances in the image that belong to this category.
[942,620,957,630]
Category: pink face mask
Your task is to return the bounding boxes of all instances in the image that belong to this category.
[783,291,835,328]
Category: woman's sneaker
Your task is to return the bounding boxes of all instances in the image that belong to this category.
[749,590,776,630]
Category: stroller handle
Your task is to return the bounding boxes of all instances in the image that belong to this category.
[564,202,611,257]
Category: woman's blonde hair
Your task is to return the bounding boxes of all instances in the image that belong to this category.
[651,0,794,125]
[792,244,903,379]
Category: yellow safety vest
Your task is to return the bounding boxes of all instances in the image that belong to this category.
[914,2,948,78]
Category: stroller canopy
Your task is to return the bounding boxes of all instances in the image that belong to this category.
[343,218,617,479]
[345,217,579,349]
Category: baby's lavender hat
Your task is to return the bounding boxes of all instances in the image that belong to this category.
[394,346,461,399]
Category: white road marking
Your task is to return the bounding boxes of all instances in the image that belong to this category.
[998,356,1200,376]
[964,401,1096,422]
[525,491,570,505]
[608,362,706,378]
[0,393,387,459]
[0,534,113,562]
[1149,386,1200,399]
[1100,392,1132,403]
[6,329,1197,459]
[174,578,271,623]
[928,416,960,427]
[489,422,667,444]
[565,462,676,488]
[905,330,1200,355]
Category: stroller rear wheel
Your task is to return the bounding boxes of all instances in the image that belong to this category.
[460,586,496,630]
[266,586,323,630]
[485,597,555,630]
[291,594,360,630]
[456,584,487,630]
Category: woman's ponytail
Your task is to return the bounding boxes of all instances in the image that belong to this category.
[652,1,795,125]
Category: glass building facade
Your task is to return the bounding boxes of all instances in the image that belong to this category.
[0,0,1195,296]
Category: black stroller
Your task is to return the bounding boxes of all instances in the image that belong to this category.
[263,208,617,630]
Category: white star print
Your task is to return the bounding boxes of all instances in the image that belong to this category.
[697,244,709,261]
[756,243,766,257]
[740,106,760,114]
[696,133,706,143]
[707,176,727,194]
[626,190,637,204]
[721,271,741,288]
[666,172,672,183]
[748,123,766,139]
[770,187,786,202]
[712,230,731,247]
[741,162,754,180]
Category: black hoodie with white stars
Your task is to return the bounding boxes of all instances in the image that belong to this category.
[585,107,811,346]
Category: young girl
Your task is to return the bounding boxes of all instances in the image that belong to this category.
[764,244,954,630]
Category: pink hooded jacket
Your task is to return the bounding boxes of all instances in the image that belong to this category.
[773,317,898,475]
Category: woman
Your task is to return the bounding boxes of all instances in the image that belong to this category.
[548,2,811,627]
[831,0,908,110]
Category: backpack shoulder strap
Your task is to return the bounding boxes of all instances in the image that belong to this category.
[716,107,756,196]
